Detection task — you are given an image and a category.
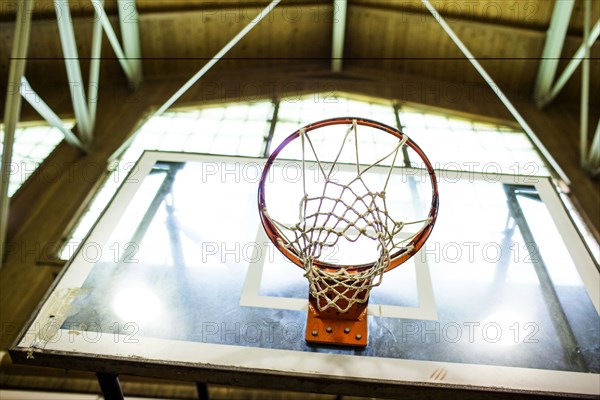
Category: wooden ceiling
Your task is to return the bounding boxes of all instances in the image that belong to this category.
[0,0,598,107]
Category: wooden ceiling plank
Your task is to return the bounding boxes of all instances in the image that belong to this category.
[350,0,554,32]
[1,1,595,106]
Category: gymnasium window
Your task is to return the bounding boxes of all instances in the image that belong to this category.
[0,123,68,197]
[398,108,550,177]
[270,95,398,159]
[59,94,553,260]
[59,101,275,260]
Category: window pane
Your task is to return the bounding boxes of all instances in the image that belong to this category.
[400,109,549,176]
[60,101,274,259]
[273,95,397,155]
[0,123,69,197]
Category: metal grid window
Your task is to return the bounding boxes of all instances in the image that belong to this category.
[1,123,69,197]
[271,95,398,157]
[398,108,551,177]
[60,101,274,260]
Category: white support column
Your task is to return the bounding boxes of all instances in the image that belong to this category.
[580,0,591,168]
[588,118,600,168]
[88,0,104,130]
[534,0,575,103]
[92,0,135,84]
[108,0,282,164]
[54,0,93,144]
[20,77,86,151]
[20,78,86,149]
[331,0,348,72]
[1,0,34,264]
[117,0,143,87]
[419,0,571,185]
[539,18,600,109]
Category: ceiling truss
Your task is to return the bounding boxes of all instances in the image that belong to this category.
[0,0,34,263]
[0,0,145,263]
[534,0,576,102]
[535,0,599,174]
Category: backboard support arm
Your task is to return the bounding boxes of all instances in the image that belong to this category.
[504,184,587,372]
[96,373,124,400]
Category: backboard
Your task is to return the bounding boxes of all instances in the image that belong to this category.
[11,150,600,398]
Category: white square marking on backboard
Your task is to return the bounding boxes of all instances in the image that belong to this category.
[240,227,438,320]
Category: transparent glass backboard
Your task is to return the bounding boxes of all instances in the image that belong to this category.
[13,151,600,398]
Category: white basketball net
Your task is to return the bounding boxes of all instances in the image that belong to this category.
[268,120,432,313]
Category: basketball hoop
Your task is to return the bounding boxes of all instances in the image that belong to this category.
[258,117,439,346]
